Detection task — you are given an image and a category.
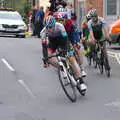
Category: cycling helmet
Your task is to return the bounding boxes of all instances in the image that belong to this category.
[53,12,68,19]
[53,12,63,19]
[86,12,91,21]
[45,15,56,27]
[57,7,67,12]
[89,9,97,17]
[56,5,63,10]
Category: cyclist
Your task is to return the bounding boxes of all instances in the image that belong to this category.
[53,10,67,24]
[87,9,110,69]
[53,11,87,77]
[81,11,92,55]
[64,13,87,77]
[40,15,87,91]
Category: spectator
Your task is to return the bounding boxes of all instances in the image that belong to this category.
[44,7,52,23]
[65,4,73,19]
[35,6,45,38]
[31,5,37,36]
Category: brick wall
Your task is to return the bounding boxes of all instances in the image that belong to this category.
[85,0,103,16]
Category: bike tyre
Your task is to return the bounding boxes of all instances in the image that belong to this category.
[58,69,77,102]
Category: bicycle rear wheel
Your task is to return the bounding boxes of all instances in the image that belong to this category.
[58,69,76,102]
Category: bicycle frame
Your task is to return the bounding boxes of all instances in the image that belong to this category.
[57,55,77,86]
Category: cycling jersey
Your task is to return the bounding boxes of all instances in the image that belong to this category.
[40,22,69,53]
[64,19,80,44]
[88,17,107,40]
[41,22,67,39]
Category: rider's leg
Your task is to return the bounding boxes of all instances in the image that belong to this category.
[75,44,87,77]
[68,55,81,78]
[47,48,61,69]
[68,55,87,90]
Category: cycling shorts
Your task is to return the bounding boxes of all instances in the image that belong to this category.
[48,36,67,53]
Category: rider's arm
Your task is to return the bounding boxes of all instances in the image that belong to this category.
[81,19,88,38]
[40,27,48,60]
[101,18,110,40]
[40,27,47,42]
[88,21,96,42]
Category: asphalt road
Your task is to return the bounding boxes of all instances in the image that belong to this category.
[0,36,120,120]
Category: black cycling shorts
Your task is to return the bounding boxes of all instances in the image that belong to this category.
[48,36,68,53]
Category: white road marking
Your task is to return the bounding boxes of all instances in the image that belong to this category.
[107,51,120,65]
[18,80,35,98]
[115,54,120,65]
[1,58,35,98]
[105,101,120,108]
[107,51,116,58]
[1,58,15,72]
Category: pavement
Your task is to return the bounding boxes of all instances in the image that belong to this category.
[0,37,120,120]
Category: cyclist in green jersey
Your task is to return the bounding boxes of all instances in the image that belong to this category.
[87,9,110,70]
[81,11,92,55]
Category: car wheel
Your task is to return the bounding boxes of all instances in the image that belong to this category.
[15,35,19,38]
[21,35,26,38]
[19,35,26,38]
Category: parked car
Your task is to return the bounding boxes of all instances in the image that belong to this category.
[109,19,120,44]
[0,8,27,38]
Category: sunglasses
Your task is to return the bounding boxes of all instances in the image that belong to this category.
[46,26,53,29]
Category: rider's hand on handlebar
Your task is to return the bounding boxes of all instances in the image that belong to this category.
[91,39,96,44]
[106,38,111,45]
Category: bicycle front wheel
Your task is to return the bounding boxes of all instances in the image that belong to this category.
[103,57,110,77]
[58,69,76,102]
[97,58,103,74]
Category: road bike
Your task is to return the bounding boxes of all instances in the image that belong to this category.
[88,40,111,77]
[43,49,86,102]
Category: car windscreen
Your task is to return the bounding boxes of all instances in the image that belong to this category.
[0,11,22,20]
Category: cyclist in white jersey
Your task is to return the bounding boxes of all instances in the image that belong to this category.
[40,15,87,91]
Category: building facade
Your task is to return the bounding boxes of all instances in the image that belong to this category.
[30,0,50,10]
[85,0,120,23]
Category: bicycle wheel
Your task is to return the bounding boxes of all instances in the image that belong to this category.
[93,52,98,68]
[103,57,110,77]
[87,51,92,66]
[97,57,103,74]
[58,68,76,102]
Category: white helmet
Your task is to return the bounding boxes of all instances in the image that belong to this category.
[86,12,91,20]
[57,7,67,12]
[56,5,63,10]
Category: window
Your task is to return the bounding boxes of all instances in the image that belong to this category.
[107,0,117,15]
